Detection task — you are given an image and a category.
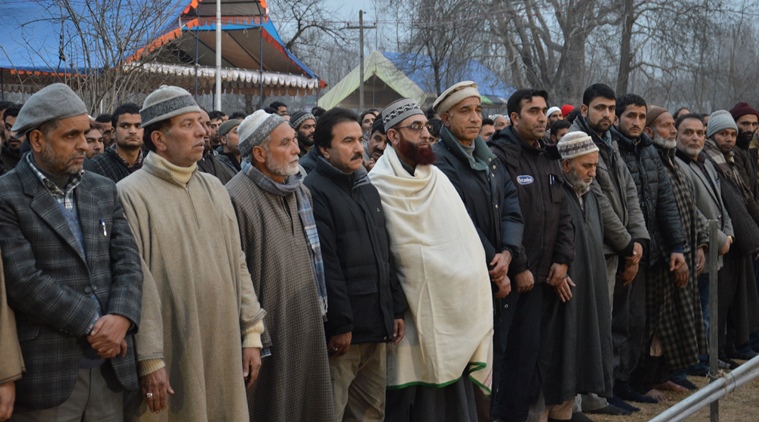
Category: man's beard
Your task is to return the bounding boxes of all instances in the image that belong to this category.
[676,141,702,158]
[41,142,85,175]
[652,132,677,149]
[398,137,436,166]
[265,153,299,179]
[588,117,612,134]
[565,166,591,194]
[298,131,314,148]
[737,130,754,149]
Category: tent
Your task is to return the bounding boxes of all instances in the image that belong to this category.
[318,50,513,110]
[0,0,323,98]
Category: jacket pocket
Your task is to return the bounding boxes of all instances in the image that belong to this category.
[346,277,379,296]
[16,319,40,342]
[550,177,564,203]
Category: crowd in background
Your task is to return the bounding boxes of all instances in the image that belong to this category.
[1,80,759,422]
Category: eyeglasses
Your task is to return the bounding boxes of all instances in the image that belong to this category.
[397,122,433,133]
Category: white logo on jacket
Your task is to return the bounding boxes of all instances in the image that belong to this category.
[517,175,534,185]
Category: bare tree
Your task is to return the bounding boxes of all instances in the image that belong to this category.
[16,0,183,113]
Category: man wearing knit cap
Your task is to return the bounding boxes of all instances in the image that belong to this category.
[728,102,759,233]
[0,83,143,420]
[730,102,759,149]
[700,110,759,364]
[291,110,317,157]
[612,95,689,402]
[530,131,612,422]
[369,97,494,422]
[118,85,266,421]
[296,111,320,174]
[489,88,574,422]
[217,118,242,172]
[226,109,335,421]
[730,102,759,354]
[431,81,523,419]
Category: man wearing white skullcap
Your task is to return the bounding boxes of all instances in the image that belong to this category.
[226,109,335,421]
[530,131,613,422]
[432,81,524,420]
[118,85,266,421]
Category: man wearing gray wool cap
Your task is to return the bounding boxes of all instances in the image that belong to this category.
[0,83,143,421]
[117,85,266,421]
[226,109,335,421]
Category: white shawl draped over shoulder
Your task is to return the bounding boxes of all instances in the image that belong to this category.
[368,146,493,392]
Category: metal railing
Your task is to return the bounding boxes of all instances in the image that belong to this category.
[649,355,759,422]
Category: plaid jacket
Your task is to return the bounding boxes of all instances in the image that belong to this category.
[83,146,138,183]
[0,157,143,410]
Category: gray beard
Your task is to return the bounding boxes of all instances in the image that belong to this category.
[676,142,702,159]
[652,132,677,149]
[565,166,591,195]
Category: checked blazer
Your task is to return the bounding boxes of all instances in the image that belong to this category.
[0,157,143,410]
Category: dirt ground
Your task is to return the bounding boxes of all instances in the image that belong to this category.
[590,370,759,421]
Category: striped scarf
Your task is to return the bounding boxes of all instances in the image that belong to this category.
[241,160,328,319]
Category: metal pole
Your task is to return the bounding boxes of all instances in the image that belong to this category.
[259,25,264,109]
[194,4,200,99]
[214,0,222,111]
[649,354,759,422]
[358,10,364,111]
[708,219,719,422]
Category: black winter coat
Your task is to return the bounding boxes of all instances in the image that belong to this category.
[613,127,685,265]
[304,158,407,343]
[489,127,574,282]
[432,127,523,269]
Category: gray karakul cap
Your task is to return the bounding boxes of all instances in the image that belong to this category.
[12,83,88,133]
[140,85,202,127]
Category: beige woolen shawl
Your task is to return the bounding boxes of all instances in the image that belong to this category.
[0,256,24,384]
[369,146,493,393]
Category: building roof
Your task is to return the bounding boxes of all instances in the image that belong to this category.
[0,0,323,95]
[318,51,513,110]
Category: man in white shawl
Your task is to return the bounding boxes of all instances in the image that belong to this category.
[369,98,493,422]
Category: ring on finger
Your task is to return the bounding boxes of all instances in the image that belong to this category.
[146,392,154,399]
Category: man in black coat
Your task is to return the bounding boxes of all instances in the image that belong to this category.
[304,107,407,421]
[614,96,688,400]
[488,88,574,422]
[431,81,523,420]
[0,83,142,420]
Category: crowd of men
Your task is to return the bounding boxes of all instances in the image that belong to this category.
[1,79,759,422]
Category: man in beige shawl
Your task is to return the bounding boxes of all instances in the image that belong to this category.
[369,98,493,422]
[0,257,24,421]
[118,86,266,421]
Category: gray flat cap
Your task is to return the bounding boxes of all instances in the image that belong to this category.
[12,83,88,133]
